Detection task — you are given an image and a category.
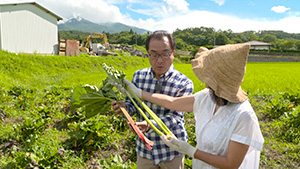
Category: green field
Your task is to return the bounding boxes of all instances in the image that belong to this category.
[0,51,299,168]
[174,62,300,95]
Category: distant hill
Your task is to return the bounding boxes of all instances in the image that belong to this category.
[58,16,150,34]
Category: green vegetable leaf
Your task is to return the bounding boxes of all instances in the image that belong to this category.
[102,63,126,87]
[102,63,174,137]
[70,79,119,119]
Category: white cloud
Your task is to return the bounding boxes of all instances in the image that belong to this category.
[142,10,300,34]
[35,0,127,24]
[248,1,255,6]
[163,0,189,12]
[5,0,299,34]
[271,5,291,13]
[126,2,166,18]
[210,0,225,6]
[126,0,189,19]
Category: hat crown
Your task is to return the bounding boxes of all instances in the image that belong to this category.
[191,43,250,103]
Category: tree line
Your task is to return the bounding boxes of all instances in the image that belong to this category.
[58,27,300,53]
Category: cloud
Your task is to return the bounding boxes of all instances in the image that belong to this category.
[6,0,300,34]
[126,0,189,19]
[248,1,255,6]
[143,10,300,34]
[35,0,127,24]
[43,0,300,34]
[210,0,226,6]
[163,0,189,12]
[271,5,291,13]
[126,1,166,18]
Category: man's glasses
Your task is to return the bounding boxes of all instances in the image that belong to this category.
[148,52,172,60]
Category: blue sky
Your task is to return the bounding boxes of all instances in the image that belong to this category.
[122,0,297,21]
[4,0,300,33]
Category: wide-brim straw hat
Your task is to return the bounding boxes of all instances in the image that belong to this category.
[191,43,250,103]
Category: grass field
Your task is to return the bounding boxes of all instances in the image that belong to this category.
[174,62,300,95]
[0,51,299,168]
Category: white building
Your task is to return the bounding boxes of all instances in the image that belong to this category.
[247,41,273,50]
[0,2,62,54]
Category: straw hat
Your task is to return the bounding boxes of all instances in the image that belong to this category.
[191,43,250,103]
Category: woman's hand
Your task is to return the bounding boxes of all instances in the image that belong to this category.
[160,135,197,158]
[111,78,142,98]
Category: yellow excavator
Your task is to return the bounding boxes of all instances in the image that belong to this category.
[79,33,117,56]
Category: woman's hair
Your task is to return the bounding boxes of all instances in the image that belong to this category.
[145,30,176,52]
[210,89,229,106]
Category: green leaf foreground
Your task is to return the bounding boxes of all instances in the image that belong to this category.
[71,79,117,119]
[102,63,174,137]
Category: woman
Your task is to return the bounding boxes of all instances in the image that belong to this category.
[118,43,264,169]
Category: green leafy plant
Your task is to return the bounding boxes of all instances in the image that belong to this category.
[66,116,113,153]
[70,76,154,150]
[265,90,300,144]
[71,79,118,119]
[99,154,137,169]
[16,117,50,144]
[102,63,174,137]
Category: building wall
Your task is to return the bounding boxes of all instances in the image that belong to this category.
[0,4,58,54]
[250,46,270,50]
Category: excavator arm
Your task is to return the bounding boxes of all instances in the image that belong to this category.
[80,33,109,53]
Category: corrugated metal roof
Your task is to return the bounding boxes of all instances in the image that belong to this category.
[0,1,62,21]
[247,41,273,46]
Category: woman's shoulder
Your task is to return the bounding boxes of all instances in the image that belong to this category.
[231,100,258,122]
[235,100,254,114]
[193,88,211,111]
[194,88,210,98]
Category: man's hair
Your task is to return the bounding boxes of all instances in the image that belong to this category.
[145,30,176,52]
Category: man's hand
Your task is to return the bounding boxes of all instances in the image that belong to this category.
[160,135,197,158]
[111,100,126,115]
[128,120,150,134]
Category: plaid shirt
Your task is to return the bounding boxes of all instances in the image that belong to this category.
[125,64,194,165]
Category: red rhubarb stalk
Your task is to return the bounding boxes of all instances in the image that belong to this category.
[119,107,154,150]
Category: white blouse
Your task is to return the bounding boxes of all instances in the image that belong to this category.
[192,89,264,169]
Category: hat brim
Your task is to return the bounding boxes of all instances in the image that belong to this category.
[191,43,250,103]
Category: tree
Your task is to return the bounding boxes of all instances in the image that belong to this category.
[295,41,300,50]
[248,34,259,41]
[274,39,285,51]
[129,29,134,34]
[231,37,243,43]
[175,38,188,50]
[215,32,230,45]
[283,40,294,50]
[261,34,277,43]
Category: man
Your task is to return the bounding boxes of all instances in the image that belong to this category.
[111,30,193,169]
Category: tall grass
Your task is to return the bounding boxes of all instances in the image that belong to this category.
[1,50,300,168]
[0,50,150,89]
[2,50,299,95]
[174,62,300,95]
[244,62,300,95]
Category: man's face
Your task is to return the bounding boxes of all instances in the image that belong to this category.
[148,36,174,79]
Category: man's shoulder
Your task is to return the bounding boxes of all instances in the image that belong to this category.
[171,69,193,83]
[134,67,151,75]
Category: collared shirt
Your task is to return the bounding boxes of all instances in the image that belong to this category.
[193,88,264,169]
[125,64,194,165]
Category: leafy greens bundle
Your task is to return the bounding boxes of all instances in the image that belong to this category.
[102,63,174,138]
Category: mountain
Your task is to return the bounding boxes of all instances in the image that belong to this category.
[58,17,150,34]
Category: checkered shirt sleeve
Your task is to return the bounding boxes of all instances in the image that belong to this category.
[125,65,194,165]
